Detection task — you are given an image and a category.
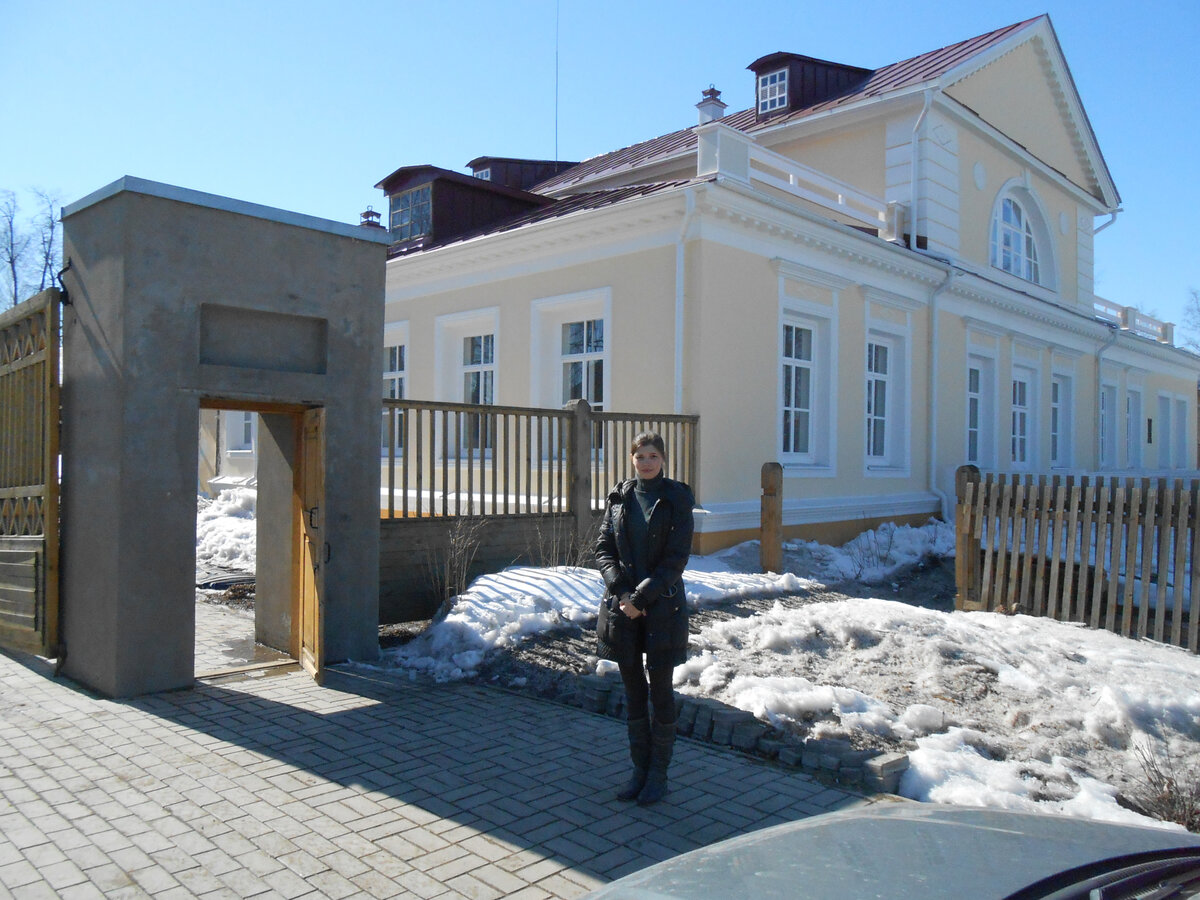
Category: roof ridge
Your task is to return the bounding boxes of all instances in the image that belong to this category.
[532,16,1049,195]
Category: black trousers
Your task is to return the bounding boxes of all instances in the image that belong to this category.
[618,658,676,724]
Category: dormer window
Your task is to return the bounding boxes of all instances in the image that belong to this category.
[389,185,431,242]
[758,68,788,113]
[474,168,491,181]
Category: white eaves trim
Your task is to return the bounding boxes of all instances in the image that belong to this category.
[385,188,690,300]
[934,17,1117,208]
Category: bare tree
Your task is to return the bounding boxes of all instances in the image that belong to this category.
[0,188,63,309]
[30,189,61,296]
[1,190,31,309]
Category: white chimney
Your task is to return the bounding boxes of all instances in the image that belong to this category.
[696,85,727,124]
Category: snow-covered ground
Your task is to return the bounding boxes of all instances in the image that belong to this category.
[197,495,1200,831]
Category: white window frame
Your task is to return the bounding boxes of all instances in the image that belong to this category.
[1125,388,1142,469]
[460,333,496,453]
[1099,383,1118,469]
[560,318,605,411]
[966,354,996,468]
[1050,374,1072,469]
[475,167,491,181]
[778,304,835,472]
[225,410,256,453]
[864,328,909,474]
[531,289,611,411]
[757,67,788,114]
[435,308,499,459]
[781,321,816,461]
[1156,394,1172,469]
[988,180,1056,291]
[1010,366,1036,470]
[1174,397,1189,470]
[383,321,408,402]
[382,330,407,455]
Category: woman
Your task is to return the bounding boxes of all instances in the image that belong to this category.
[595,431,695,805]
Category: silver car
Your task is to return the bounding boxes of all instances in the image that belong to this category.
[584,803,1200,899]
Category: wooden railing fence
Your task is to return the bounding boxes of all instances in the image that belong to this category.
[380,398,699,521]
[377,397,699,622]
[955,465,1200,653]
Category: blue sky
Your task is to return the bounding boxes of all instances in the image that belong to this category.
[3,0,1197,329]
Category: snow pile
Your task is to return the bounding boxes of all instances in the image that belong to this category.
[194,496,1199,830]
[679,594,1200,827]
[195,489,257,572]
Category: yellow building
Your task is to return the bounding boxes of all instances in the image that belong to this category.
[381,15,1199,553]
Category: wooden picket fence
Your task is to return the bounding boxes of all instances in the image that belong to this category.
[955,465,1200,652]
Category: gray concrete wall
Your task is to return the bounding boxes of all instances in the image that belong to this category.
[60,177,388,697]
[379,511,603,623]
[256,413,295,652]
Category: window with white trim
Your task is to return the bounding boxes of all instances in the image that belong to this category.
[561,319,604,410]
[462,334,495,451]
[864,331,908,471]
[384,344,405,401]
[966,355,995,467]
[475,168,491,181]
[1010,368,1035,469]
[1174,398,1189,469]
[782,323,814,457]
[866,341,890,460]
[226,411,255,452]
[1125,389,1142,469]
[989,184,1055,289]
[779,309,833,469]
[531,291,610,420]
[382,343,405,452]
[1050,375,1072,468]
[1099,384,1117,468]
[991,198,1039,283]
[757,68,788,114]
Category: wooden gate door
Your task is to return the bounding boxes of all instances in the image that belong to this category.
[0,289,61,656]
[296,407,326,683]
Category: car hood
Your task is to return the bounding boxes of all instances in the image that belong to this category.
[583,803,1200,900]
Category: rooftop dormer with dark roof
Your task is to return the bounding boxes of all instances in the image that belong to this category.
[746,52,871,119]
[374,164,549,256]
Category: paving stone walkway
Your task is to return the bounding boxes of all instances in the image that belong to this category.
[0,607,873,899]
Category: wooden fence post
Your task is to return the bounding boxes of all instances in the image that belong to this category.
[761,462,783,574]
[955,464,981,610]
[567,399,593,552]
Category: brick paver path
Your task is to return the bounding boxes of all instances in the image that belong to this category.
[1,635,869,899]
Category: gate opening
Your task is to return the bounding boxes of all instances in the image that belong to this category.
[193,402,325,683]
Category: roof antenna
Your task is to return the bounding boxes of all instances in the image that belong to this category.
[555,0,560,162]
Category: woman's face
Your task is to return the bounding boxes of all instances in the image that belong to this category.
[631,444,664,480]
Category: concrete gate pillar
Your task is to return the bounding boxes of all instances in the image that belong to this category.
[59,177,388,697]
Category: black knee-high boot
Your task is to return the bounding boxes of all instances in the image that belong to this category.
[616,717,651,801]
[637,719,676,805]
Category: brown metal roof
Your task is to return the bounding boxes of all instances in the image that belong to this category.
[388,179,705,258]
[532,16,1044,195]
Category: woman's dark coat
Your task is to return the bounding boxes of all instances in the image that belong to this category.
[594,477,695,669]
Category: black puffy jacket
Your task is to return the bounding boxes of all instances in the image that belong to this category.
[594,477,695,669]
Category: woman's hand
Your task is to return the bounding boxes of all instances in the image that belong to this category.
[618,593,644,618]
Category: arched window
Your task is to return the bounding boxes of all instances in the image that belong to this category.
[992,198,1039,281]
[989,183,1055,289]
